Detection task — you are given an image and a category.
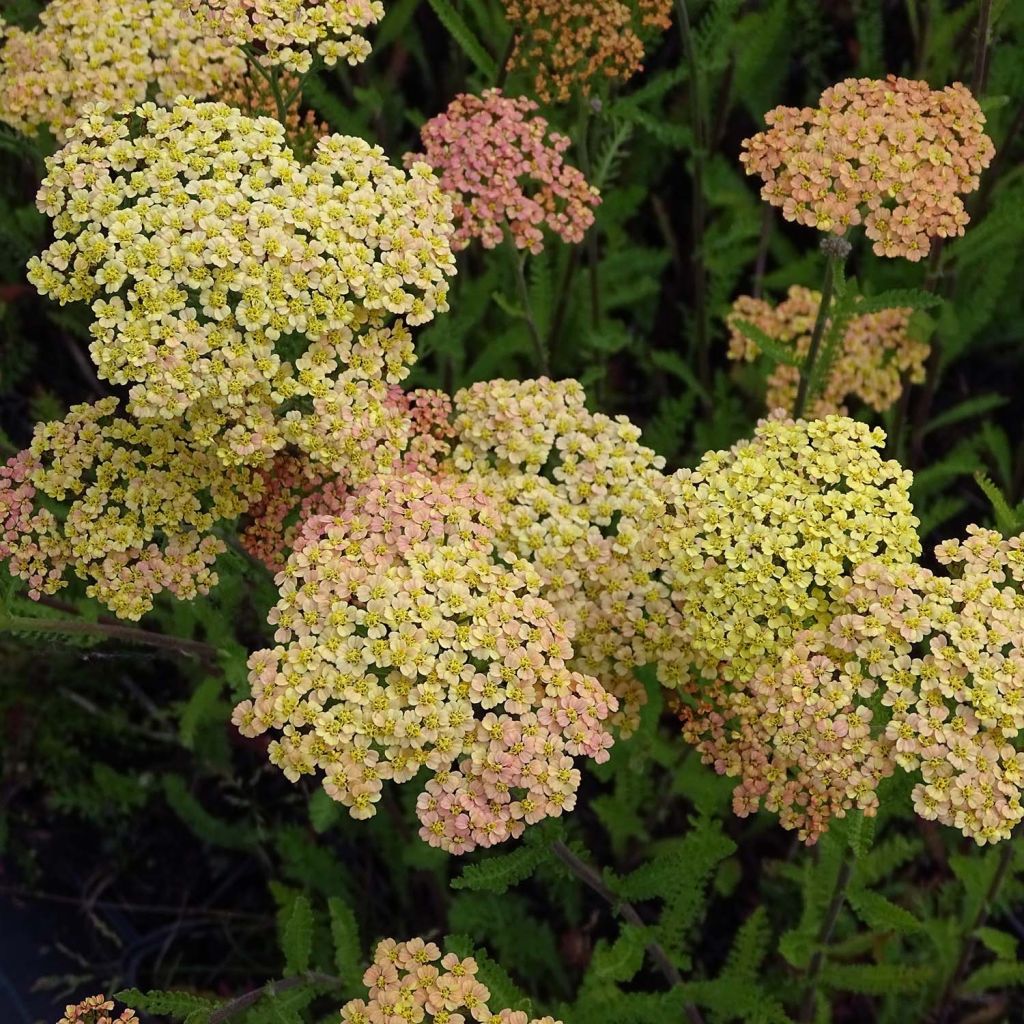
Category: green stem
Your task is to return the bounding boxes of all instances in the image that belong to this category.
[551,841,706,1024]
[508,239,550,376]
[793,244,841,419]
[208,972,341,1024]
[1,614,218,663]
[971,0,993,95]
[675,0,710,395]
[798,847,856,1023]
[575,106,601,330]
[934,838,1016,1024]
[545,245,582,363]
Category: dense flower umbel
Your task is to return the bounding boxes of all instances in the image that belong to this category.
[451,378,672,735]
[727,286,929,416]
[0,0,244,142]
[341,939,563,1024]
[800,528,1024,844]
[408,90,599,254]
[504,0,672,104]
[177,0,384,74]
[28,99,456,473]
[660,415,920,689]
[55,996,136,1024]
[740,75,995,261]
[0,399,260,619]
[233,470,616,853]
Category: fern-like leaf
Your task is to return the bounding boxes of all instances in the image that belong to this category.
[425,0,497,78]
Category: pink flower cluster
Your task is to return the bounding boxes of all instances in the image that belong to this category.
[342,939,562,1024]
[741,75,995,261]
[408,89,600,254]
[727,286,929,416]
[0,398,260,619]
[233,469,616,853]
[55,995,135,1024]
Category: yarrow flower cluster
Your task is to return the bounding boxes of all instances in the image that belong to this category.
[0,0,244,141]
[341,939,562,1024]
[740,75,995,260]
[55,996,135,1024]
[234,470,616,853]
[503,0,672,104]
[177,0,384,74]
[450,378,673,735]
[408,90,599,254]
[660,414,921,689]
[727,286,929,416]
[28,99,456,473]
[0,398,260,619]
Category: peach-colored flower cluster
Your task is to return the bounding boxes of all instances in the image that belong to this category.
[219,70,328,160]
[55,995,135,1024]
[450,378,673,735]
[407,90,599,254]
[659,414,921,689]
[178,0,383,74]
[740,75,995,261]
[0,399,259,619]
[0,0,244,142]
[28,99,456,474]
[233,470,616,853]
[504,0,672,104]
[727,286,929,416]
[342,939,562,1024]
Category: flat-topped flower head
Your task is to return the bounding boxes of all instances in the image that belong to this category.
[660,414,920,689]
[28,99,456,473]
[0,398,260,620]
[741,75,995,260]
[504,0,672,104]
[56,995,136,1024]
[0,0,244,141]
[341,939,563,1024]
[408,89,600,254]
[177,0,384,74]
[451,377,672,735]
[234,469,616,853]
[728,286,929,416]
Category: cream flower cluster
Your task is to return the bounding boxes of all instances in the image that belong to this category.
[55,996,136,1024]
[0,398,259,620]
[451,378,673,735]
[728,286,929,416]
[660,414,921,688]
[233,470,616,853]
[27,99,456,473]
[504,0,672,104]
[741,75,995,261]
[342,939,562,1024]
[177,0,384,74]
[407,90,600,254]
[0,0,244,142]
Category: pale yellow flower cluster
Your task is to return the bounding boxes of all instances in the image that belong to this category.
[178,0,384,74]
[0,0,244,141]
[0,398,260,619]
[728,286,930,416]
[660,414,921,688]
[27,99,456,475]
[451,378,674,735]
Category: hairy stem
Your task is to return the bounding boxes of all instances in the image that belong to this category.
[508,239,550,376]
[551,840,706,1024]
[935,838,1016,1024]
[798,847,856,1023]
[208,972,341,1024]
[675,0,710,395]
[793,244,841,419]
[0,614,219,663]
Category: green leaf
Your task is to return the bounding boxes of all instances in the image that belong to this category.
[962,960,1024,994]
[975,471,1023,536]
[161,775,252,851]
[922,394,1008,437]
[328,897,362,985]
[731,318,800,366]
[820,963,933,994]
[854,288,943,315]
[847,888,922,934]
[178,676,223,750]
[589,925,647,983]
[452,843,545,894]
[116,988,219,1020]
[308,788,341,833]
[975,926,1018,961]
[425,0,497,78]
[280,892,313,974]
